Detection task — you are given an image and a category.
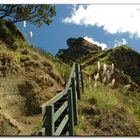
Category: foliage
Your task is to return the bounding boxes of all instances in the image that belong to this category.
[0,19,25,46]
[75,83,140,135]
[56,37,102,64]
[15,53,29,61]
[0,5,56,27]
[45,52,71,79]
[117,87,140,118]
[85,83,119,109]
[32,46,71,79]
[31,121,43,135]
[108,45,140,85]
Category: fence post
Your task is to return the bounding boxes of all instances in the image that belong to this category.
[67,88,74,136]
[45,105,54,136]
[41,63,84,136]
[41,106,46,136]
[80,65,84,91]
[64,75,69,86]
[75,63,81,100]
[71,77,77,125]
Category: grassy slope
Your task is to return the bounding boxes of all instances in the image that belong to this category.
[1,19,140,136]
[75,46,140,136]
[75,81,140,136]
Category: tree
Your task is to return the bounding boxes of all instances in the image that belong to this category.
[0,5,56,27]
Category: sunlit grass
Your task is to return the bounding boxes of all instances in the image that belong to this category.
[75,82,140,135]
[84,83,119,110]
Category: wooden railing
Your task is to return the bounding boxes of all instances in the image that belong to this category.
[40,63,84,136]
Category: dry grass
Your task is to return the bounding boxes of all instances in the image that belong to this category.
[0,41,64,135]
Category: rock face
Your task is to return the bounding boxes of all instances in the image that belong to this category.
[57,37,102,64]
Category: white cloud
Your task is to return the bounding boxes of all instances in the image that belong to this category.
[84,36,94,44]
[114,38,127,47]
[62,5,140,38]
[84,36,108,50]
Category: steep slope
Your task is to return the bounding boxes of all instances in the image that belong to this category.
[108,46,140,85]
[84,45,140,87]
[0,20,64,135]
[75,45,140,135]
[57,37,140,88]
[76,84,140,136]
[56,37,140,135]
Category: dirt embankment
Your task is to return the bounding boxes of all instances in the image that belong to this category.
[0,20,64,135]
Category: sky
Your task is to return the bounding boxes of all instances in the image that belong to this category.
[16,4,140,55]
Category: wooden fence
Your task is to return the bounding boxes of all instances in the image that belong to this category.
[40,63,84,136]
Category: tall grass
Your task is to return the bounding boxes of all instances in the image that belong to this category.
[116,87,140,122]
[84,83,119,110]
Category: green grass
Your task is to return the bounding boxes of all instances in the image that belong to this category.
[88,83,119,110]
[15,53,29,60]
[75,81,140,135]
[30,47,71,81]
[14,40,30,48]
[47,54,71,79]
[0,19,25,47]
[84,64,96,75]
[116,87,140,122]
[31,121,43,135]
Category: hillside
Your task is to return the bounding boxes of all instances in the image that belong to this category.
[0,20,67,135]
[57,38,140,88]
[56,37,140,136]
[76,83,140,136]
[83,45,140,88]
[1,19,140,136]
[79,47,140,135]
[75,46,140,136]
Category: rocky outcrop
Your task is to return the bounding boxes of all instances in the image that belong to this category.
[57,37,102,64]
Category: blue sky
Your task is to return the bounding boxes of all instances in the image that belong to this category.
[16,4,140,55]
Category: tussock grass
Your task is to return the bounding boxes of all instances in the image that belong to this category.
[116,87,140,122]
[84,83,119,110]
[75,83,140,136]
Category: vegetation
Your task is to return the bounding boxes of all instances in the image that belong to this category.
[0,5,56,26]
[0,18,65,135]
[0,19,30,49]
[75,83,140,135]
[32,46,71,80]
[46,52,71,79]
[0,10,140,135]
[69,42,140,135]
